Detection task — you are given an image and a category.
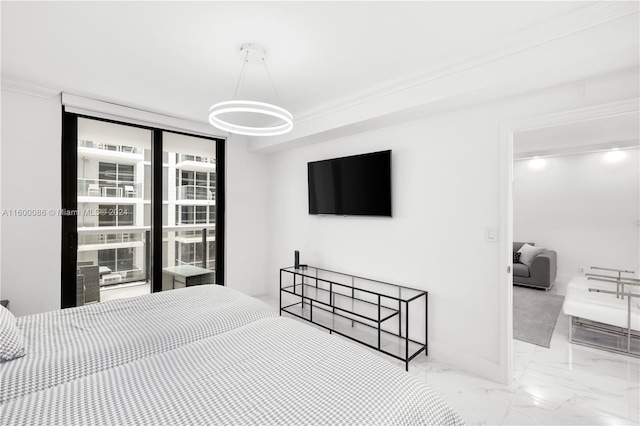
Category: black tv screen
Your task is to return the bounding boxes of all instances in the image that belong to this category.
[308,150,392,217]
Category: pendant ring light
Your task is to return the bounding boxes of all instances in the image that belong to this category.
[209,44,293,136]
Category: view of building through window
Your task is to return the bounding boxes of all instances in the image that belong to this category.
[76,118,217,301]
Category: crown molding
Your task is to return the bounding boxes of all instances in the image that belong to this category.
[292,2,639,125]
[514,140,639,160]
[504,98,640,134]
[1,78,60,99]
[62,93,223,138]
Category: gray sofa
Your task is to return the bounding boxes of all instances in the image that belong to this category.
[513,241,557,290]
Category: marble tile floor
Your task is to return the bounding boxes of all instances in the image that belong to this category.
[256,279,640,425]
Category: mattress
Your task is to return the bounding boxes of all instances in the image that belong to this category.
[1,316,464,425]
[1,285,276,404]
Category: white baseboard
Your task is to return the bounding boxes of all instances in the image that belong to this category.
[427,341,509,385]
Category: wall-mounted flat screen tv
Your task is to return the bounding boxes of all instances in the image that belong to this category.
[308,150,392,217]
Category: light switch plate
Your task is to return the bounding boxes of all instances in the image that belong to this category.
[485,227,498,242]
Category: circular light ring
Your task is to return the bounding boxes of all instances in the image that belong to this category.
[208,100,293,136]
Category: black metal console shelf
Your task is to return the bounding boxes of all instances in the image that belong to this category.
[279,266,428,371]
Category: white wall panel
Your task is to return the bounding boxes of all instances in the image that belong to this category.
[514,148,639,279]
[1,90,62,316]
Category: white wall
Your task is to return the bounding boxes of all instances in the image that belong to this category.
[225,135,270,296]
[265,68,639,381]
[0,90,270,316]
[1,90,62,316]
[514,148,639,279]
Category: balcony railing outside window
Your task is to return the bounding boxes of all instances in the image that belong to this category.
[78,230,151,288]
[175,259,216,269]
[78,233,144,245]
[78,178,142,198]
[176,185,215,201]
[79,140,140,154]
[177,154,215,165]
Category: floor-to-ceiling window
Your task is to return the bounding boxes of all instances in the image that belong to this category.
[62,113,225,308]
[161,132,221,290]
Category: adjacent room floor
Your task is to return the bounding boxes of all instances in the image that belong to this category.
[258,277,640,426]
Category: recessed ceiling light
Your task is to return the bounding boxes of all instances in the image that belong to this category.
[529,157,547,170]
[603,148,626,163]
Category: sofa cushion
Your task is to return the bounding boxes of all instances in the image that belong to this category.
[513,252,521,263]
[517,243,545,267]
[513,262,530,278]
[513,241,534,252]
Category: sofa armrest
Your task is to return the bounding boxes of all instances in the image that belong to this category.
[529,250,557,288]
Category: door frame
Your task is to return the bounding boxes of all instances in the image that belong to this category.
[498,98,639,384]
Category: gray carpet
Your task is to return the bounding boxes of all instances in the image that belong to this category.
[513,286,565,348]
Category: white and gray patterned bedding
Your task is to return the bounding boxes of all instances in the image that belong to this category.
[1,285,276,404]
[2,316,465,425]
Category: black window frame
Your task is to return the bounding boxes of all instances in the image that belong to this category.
[61,110,225,308]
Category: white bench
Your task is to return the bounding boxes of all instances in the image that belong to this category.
[562,276,640,357]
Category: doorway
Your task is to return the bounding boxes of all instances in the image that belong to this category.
[499,98,640,384]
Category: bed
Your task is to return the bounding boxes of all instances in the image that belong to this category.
[1,285,464,425]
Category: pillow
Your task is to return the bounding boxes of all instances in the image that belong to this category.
[0,305,25,362]
[517,243,545,267]
[513,252,521,263]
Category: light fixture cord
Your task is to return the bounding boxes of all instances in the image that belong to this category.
[262,58,282,101]
[232,49,251,99]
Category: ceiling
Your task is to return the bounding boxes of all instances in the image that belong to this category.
[2,1,638,149]
[514,113,640,158]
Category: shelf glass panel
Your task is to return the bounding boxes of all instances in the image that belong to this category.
[281,266,426,301]
[282,303,425,361]
[282,283,398,323]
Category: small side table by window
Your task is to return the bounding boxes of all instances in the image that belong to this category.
[162,265,216,290]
